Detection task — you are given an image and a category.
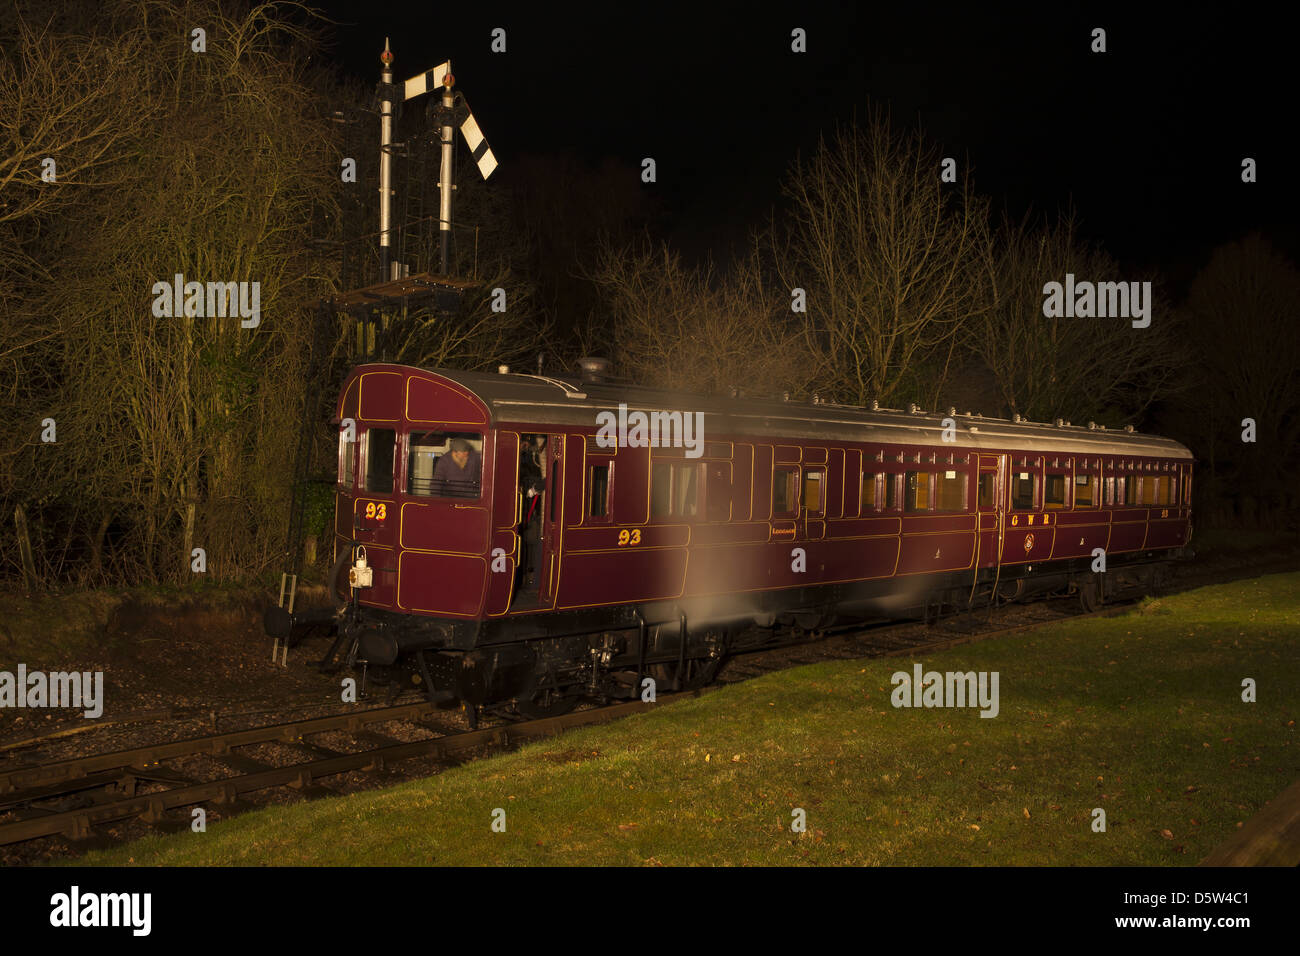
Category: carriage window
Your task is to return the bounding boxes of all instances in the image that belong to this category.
[1115,476,1127,505]
[1045,474,1067,510]
[706,463,731,522]
[1136,476,1155,505]
[1075,474,1096,507]
[861,472,878,513]
[1168,475,1178,505]
[936,471,966,511]
[588,464,610,518]
[365,428,396,493]
[978,473,995,509]
[905,471,931,512]
[773,467,798,517]
[803,469,824,514]
[407,431,482,498]
[651,462,702,517]
[885,473,900,510]
[339,428,356,489]
[1158,476,1172,505]
[1011,472,1036,510]
[674,463,700,517]
[651,462,672,517]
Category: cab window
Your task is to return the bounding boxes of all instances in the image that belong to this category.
[406,431,483,499]
[339,428,356,489]
[588,464,610,518]
[365,428,396,494]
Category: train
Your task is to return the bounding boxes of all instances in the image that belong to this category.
[275,361,1193,720]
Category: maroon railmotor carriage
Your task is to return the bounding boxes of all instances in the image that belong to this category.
[327,362,1192,717]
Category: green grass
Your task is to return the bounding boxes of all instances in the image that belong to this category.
[76,573,1299,866]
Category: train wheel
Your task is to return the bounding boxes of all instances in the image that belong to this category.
[514,684,579,720]
[648,630,728,691]
[648,658,720,692]
[685,654,725,689]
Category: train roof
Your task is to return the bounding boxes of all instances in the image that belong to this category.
[365,364,1193,461]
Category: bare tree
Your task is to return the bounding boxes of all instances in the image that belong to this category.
[584,235,809,398]
[1180,233,1300,522]
[969,210,1182,425]
[1,0,342,585]
[0,12,156,230]
[775,109,991,408]
[387,266,549,372]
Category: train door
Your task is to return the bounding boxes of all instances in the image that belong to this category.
[538,433,565,606]
[975,454,1006,570]
[349,425,400,606]
[798,462,827,541]
[511,432,564,609]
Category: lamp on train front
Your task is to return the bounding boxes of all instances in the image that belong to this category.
[348,546,374,589]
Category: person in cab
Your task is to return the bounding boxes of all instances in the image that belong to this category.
[432,437,481,497]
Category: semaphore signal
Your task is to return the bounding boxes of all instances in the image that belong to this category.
[377,39,498,282]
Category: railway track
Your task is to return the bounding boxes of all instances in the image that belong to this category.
[0,694,698,849]
[716,593,1131,685]
[2,550,1293,856]
[0,594,1124,852]
[7,545,1290,758]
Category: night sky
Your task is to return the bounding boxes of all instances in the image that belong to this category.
[309,2,1295,291]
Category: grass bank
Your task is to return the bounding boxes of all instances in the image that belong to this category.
[77,573,1299,866]
[0,581,329,671]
